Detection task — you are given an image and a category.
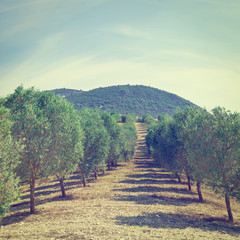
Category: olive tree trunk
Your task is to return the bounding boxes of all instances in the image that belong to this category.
[59,178,66,198]
[94,171,98,180]
[175,173,181,183]
[197,182,203,202]
[82,173,86,187]
[225,194,233,222]
[30,174,36,214]
[187,175,191,191]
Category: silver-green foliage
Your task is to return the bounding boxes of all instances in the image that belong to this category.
[3,86,85,212]
[4,87,57,213]
[79,108,110,180]
[0,106,22,220]
[146,106,240,221]
[43,95,84,197]
[122,123,137,162]
[184,107,240,221]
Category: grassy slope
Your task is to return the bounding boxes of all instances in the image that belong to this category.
[1,123,239,240]
[49,85,198,117]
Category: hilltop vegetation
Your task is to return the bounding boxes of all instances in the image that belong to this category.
[48,85,198,117]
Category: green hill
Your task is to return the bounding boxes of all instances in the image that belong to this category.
[48,85,198,117]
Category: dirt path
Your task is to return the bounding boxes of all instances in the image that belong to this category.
[1,123,240,239]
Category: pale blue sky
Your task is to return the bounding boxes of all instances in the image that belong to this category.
[0,0,239,112]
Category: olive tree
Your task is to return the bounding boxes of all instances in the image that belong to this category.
[101,112,125,170]
[79,108,109,186]
[173,108,198,191]
[174,107,240,220]
[121,123,137,162]
[4,86,54,214]
[177,108,210,202]
[142,114,155,125]
[0,106,22,220]
[146,115,184,182]
[201,107,240,222]
[45,95,84,197]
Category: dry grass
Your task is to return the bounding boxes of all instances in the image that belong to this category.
[0,123,240,240]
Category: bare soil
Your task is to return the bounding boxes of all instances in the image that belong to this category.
[1,123,240,240]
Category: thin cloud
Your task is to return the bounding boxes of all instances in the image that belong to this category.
[0,0,109,41]
[0,32,69,93]
[157,49,240,72]
[1,54,240,112]
[101,25,151,39]
[0,0,108,14]
[0,0,239,112]
[31,59,240,112]
[199,0,240,6]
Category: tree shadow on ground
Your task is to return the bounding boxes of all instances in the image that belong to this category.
[21,180,81,200]
[8,180,82,214]
[127,172,172,179]
[120,178,175,185]
[21,182,59,193]
[114,185,196,195]
[1,194,76,227]
[125,172,188,185]
[22,175,82,193]
[8,168,114,223]
[134,157,150,161]
[134,162,159,170]
[115,194,199,206]
[115,212,240,236]
[0,211,31,227]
